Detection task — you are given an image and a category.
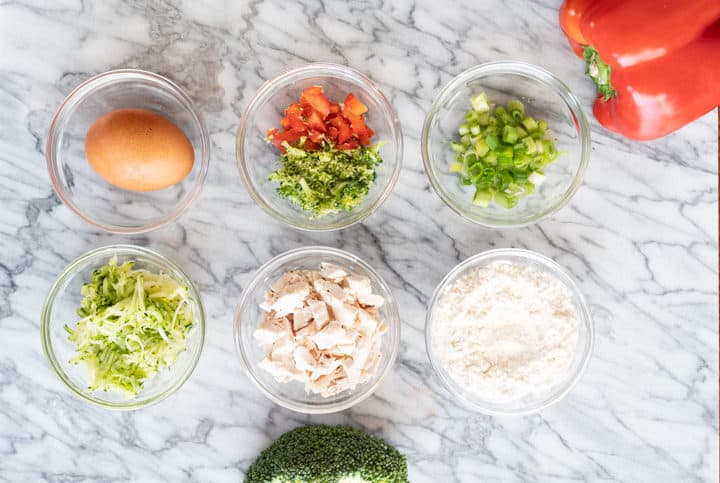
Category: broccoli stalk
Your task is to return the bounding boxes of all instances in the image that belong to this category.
[244,425,408,483]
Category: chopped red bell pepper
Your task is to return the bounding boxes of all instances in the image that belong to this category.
[300,86,332,120]
[286,112,306,132]
[271,130,304,152]
[307,130,325,143]
[343,93,368,117]
[285,103,303,117]
[327,114,352,144]
[302,139,321,151]
[266,86,376,151]
[560,0,720,140]
[337,140,359,150]
[306,110,327,133]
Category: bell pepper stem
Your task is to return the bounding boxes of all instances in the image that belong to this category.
[583,46,617,100]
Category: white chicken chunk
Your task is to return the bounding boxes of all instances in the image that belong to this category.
[328,301,358,328]
[357,293,385,307]
[345,273,372,296]
[295,320,319,338]
[258,356,302,383]
[293,345,316,372]
[270,334,295,359]
[313,278,345,305]
[307,299,330,328]
[292,308,313,332]
[312,321,355,350]
[311,354,343,381]
[329,343,356,357]
[261,280,310,317]
[356,308,379,337]
[254,315,291,346]
[319,262,348,281]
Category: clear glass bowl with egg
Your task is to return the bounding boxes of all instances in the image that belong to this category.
[234,246,401,413]
[41,244,205,409]
[236,63,403,231]
[425,248,594,415]
[422,61,590,228]
[46,69,210,234]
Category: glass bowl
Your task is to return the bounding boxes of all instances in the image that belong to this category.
[41,244,206,410]
[46,69,210,234]
[425,248,594,415]
[236,63,403,231]
[422,62,590,228]
[234,246,401,413]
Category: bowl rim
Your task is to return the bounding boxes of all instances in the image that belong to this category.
[233,245,401,413]
[421,61,591,229]
[424,248,594,416]
[235,62,403,232]
[45,68,211,234]
[40,243,206,410]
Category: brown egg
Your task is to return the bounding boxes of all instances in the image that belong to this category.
[85,108,194,192]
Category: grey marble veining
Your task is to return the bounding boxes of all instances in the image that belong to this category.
[0,0,717,481]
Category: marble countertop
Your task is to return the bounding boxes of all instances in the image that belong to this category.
[1,1,717,481]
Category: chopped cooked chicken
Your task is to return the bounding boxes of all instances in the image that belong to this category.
[312,321,352,350]
[308,299,330,328]
[270,334,295,359]
[329,343,356,357]
[356,309,379,338]
[293,345,316,372]
[295,320,319,338]
[258,356,302,383]
[253,263,387,397]
[328,301,358,327]
[319,262,348,281]
[357,293,385,307]
[346,273,372,295]
[313,278,345,305]
[261,277,311,317]
[292,308,312,332]
[254,314,291,346]
[311,353,343,380]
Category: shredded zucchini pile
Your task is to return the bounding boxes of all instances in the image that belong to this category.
[64,256,194,397]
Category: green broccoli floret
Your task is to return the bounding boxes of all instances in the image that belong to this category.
[268,143,382,217]
[244,425,408,483]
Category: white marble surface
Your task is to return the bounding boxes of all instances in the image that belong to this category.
[0,1,717,481]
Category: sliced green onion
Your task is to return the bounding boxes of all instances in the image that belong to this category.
[474,138,489,157]
[507,99,525,115]
[522,116,538,132]
[448,91,560,209]
[470,92,490,112]
[451,142,466,153]
[472,189,493,207]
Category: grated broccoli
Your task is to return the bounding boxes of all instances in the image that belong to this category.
[244,425,408,483]
[268,142,382,217]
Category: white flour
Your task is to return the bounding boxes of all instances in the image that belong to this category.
[431,260,578,402]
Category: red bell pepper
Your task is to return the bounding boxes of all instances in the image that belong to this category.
[343,93,368,116]
[560,0,720,140]
[300,86,331,120]
[267,85,376,151]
